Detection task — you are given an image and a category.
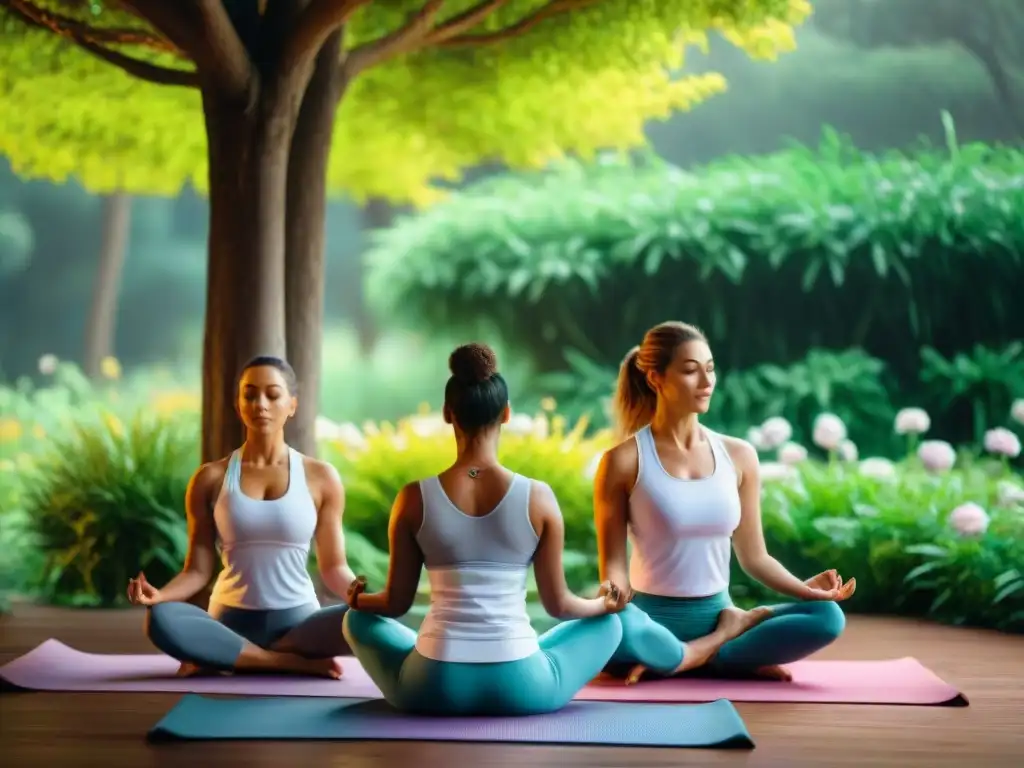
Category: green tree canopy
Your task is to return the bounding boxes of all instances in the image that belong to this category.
[1,0,811,205]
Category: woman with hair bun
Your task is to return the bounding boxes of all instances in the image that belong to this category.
[342,343,630,715]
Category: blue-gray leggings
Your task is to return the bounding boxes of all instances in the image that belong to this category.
[342,609,623,716]
[145,601,351,672]
[608,591,846,676]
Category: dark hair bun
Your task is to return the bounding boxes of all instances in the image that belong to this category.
[449,343,498,384]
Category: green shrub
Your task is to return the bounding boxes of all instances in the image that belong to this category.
[367,126,1024,445]
[19,411,198,606]
[734,457,1024,632]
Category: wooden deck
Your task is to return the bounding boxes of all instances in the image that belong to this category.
[1,602,1022,767]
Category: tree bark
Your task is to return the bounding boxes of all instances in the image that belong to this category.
[83,193,132,379]
[200,85,295,463]
[283,32,344,459]
[356,198,391,355]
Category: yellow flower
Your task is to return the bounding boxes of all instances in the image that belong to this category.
[104,412,124,436]
[100,356,122,380]
[540,397,557,412]
[0,418,23,442]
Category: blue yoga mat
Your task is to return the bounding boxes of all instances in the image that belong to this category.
[148,695,754,749]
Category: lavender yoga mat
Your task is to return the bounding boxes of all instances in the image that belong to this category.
[1,639,968,706]
[148,694,755,748]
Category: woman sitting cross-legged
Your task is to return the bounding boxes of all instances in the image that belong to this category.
[127,356,356,679]
[594,321,856,684]
[342,342,630,716]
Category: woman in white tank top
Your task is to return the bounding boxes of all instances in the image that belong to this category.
[593,322,856,683]
[126,356,356,679]
[342,343,630,715]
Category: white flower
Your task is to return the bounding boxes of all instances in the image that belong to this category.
[760,416,792,450]
[917,440,957,473]
[760,461,799,482]
[406,413,448,438]
[778,441,808,465]
[837,439,858,462]
[505,413,535,436]
[894,407,931,435]
[812,412,847,451]
[38,354,58,375]
[859,457,896,480]
[996,480,1024,507]
[983,427,1021,459]
[315,416,342,440]
[583,452,603,481]
[336,422,367,450]
[948,502,990,537]
[1011,399,1024,426]
[746,426,766,451]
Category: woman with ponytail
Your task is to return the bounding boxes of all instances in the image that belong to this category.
[594,322,855,683]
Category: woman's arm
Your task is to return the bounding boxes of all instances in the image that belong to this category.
[593,444,635,595]
[533,481,626,619]
[150,462,221,603]
[727,438,821,600]
[309,460,357,599]
[350,483,424,618]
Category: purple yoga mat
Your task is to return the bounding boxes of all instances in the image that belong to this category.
[1,639,967,706]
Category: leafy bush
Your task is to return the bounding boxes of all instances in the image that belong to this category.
[18,412,198,606]
[367,125,1024,445]
[736,457,1024,632]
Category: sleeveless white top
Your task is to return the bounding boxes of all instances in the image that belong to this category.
[627,426,742,598]
[209,447,320,610]
[414,473,541,664]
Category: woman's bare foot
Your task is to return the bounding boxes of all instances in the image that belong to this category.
[753,664,793,682]
[715,606,773,642]
[291,656,344,679]
[175,662,219,678]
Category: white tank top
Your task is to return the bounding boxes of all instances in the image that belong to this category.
[627,426,741,598]
[414,473,541,664]
[209,447,320,610]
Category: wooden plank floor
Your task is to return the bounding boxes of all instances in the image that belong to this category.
[1,602,1022,767]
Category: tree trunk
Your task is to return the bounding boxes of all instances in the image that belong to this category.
[83,193,131,379]
[356,198,391,355]
[284,32,344,459]
[200,86,295,463]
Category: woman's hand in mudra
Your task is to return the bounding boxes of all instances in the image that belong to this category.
[346,575,368,608]
[804,569,856,601]
[598,580,632,613]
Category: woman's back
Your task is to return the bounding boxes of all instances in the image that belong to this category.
[414,468,541,663]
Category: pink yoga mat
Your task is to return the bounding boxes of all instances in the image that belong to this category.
[0,639,967,706]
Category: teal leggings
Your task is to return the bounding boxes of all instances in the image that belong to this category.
[609,591,846,676]
[342,609,623,715]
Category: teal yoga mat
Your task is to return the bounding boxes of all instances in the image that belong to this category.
[148,694,754,749]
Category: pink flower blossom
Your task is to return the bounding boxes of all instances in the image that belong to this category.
[948,502,990,537]
[778,442,808,465]
[760,417,792,450]
[894,407,930,435]
[812,412,847,451]
[983,427,1021,459]
[917,440,957,473]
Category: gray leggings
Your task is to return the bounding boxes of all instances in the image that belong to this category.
[145,601,351,672]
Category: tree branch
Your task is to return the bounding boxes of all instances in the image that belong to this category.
[343,0,444,78]
[432,0,601,48]
[190,0,255,102]
[423,0,509,45]
[281,0,371,74]
[8,0,181,52]
[2,0,199,87]
[114,0,203,55]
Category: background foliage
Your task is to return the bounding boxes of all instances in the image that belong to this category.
[367,124,1024,454]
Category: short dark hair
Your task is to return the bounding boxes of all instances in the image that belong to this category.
[444,343,508,432]
[238,355,298,395]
